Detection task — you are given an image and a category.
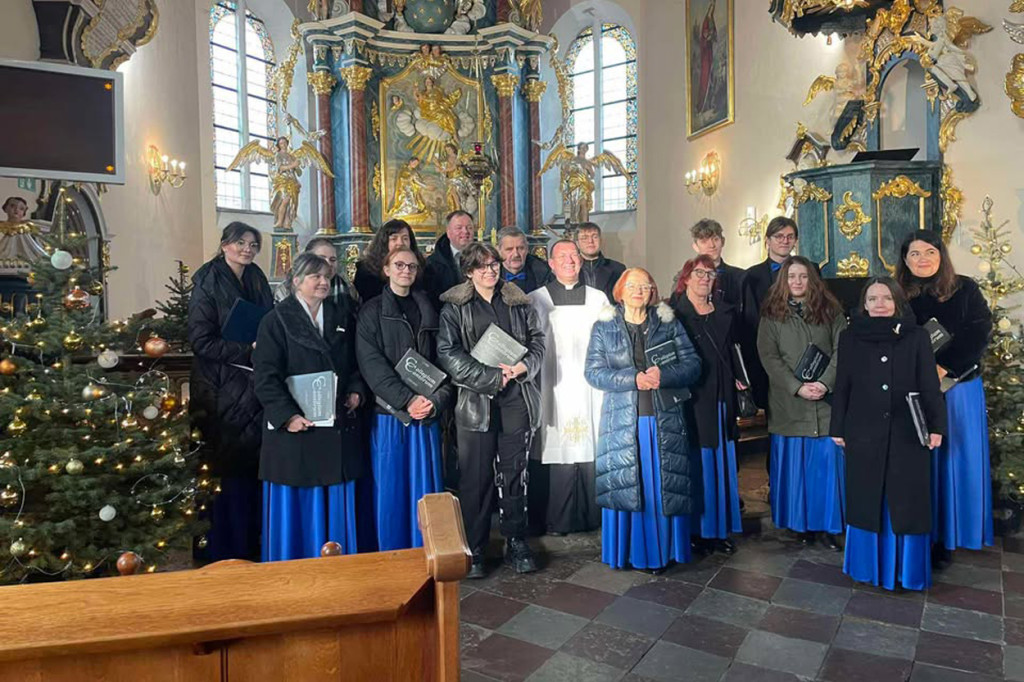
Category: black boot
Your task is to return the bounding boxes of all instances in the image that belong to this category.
[467,552,487,579]
[799,531,816,546]
[931,544,952,569]
[716,538,737,555]
[505,537,538,574]
[820,533,842,552]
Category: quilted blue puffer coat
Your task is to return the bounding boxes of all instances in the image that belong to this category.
[585,302,703,516]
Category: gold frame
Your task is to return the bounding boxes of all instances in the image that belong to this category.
[378,61,487,234]
[685,0,735,139]
[872,175,932,273]
[834,191,872,241]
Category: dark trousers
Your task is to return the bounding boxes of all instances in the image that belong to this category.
[457,384,532,554]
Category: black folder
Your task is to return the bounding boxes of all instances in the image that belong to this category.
[794,343,830,382]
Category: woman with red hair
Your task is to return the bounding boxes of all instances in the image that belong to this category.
[672,256,744,555]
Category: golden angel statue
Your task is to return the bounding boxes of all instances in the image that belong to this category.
[539,142,631,225]
[387,157,432,224]
[227,133,333,231]
[394,76,475,161]
[509,0,543,32]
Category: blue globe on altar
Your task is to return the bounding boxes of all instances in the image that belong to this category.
[403,0,456,34]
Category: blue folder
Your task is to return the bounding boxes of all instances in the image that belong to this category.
[221,298,270,345]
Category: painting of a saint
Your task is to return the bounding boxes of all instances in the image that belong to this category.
[686,0,734,138]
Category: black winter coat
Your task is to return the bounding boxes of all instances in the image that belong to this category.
[580,253,626,303]
[353,261,385,303]
[187,257,273,477]
[423,234,464,309]
[715,261,746,309]
[356,287,453,423]
[253,295,367,487]
[906,275,992,379]
[673,296,740,449]
[436,281,545,433]
[830,316,947,535]
[500,253,552,294]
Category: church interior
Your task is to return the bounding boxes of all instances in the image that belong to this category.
[0,0,1023,680]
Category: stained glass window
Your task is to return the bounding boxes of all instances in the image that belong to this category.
[210,1,277,211]
[565,23,637,212]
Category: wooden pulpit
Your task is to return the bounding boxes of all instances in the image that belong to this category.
[0,492,471,681]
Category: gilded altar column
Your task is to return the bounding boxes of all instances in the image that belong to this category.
[340,64,374,233]
[491,71,520,228]
[308,69,338,235]
[522,77,547,234]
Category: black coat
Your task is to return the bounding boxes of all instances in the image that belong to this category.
[500,253,552,294]
[436,281,545,433]
[253,295,367,487]
[830,316,947,535]
[907,276,992,378]
[356,287,453,423]
[353,261,385,303]
[580,253,626,303]
[715,261,746,309]
[673,296,740,449]
[187,257,273,477]
[423,234,464,310]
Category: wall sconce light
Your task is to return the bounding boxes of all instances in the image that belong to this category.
[147,145,187,195]
[684,150,721,197]
[738,206,769,246]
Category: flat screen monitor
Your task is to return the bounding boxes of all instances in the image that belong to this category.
[851,148,919,162]
[0,59,124,184]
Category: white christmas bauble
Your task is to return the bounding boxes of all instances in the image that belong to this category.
[978,261,992,274]
[50,250,73,270]
[142,405,159,420]
[1000,317,1013,331]
[97,349,119,369]
[98,504,117,522]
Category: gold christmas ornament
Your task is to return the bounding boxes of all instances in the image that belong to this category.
[190,428,202,441]
[25,390,41,401]
[86,280,104,296]
[120,414,139,430]
[9,539,27,557]
[63,330,84,352]
[159,395,178,412]
[65,459,84,475]
[0,358,16,375]
[0,484,20,508]
[6,416,27,436]
[82,382,106,400]
[150,505,165,519]
[25,316,46,331]
[63,286,91,311]
[143,334,170,358]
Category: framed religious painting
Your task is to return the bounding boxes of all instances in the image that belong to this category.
[685,0,735,139]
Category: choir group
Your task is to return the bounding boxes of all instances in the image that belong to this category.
[186,211,992,593]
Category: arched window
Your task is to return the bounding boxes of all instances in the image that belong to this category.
[210,1,277,211]
[566,23,638,213]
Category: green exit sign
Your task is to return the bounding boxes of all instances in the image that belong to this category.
[16,178,35,192]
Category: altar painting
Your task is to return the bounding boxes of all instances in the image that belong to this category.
[686,0,734,139]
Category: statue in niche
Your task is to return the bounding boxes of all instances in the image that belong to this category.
[388,157,432,224]
[913,7,992,105]
[447,0,487,35]
[539,142,631,226]
[435,142,479,218]
[0,196,47,276]
[509,0,543,32]
[227,133,334,232]
[415,76,462,144]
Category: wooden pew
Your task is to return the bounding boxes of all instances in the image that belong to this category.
[0,492,471,681]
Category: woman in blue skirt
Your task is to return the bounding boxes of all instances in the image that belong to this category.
[585,268,703,573]
[896,232,993,562]
[757,256,847,549]
[253,253,367,561]
[356,247,453,550]
[831,278,946,590]
[671,255,744,555]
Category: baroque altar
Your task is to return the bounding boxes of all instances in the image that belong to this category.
[283,1,554,277]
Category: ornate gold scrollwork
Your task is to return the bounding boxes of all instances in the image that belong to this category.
[372,162,381,201]
[837,251,870,278]
[835,191,871,241]
[873,176,932,272]
[1007,53,1024,119]
[940,165,963,243]
[522,79,548,103]
[308,70,338,96]
[491,73,519,98]
[790,182,831,269]
[371,100,380,141]
[339,65,373,92]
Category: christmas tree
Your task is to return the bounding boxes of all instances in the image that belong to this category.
[122,260,192,353]
[0,188,209,582]
[969,196,1024,500]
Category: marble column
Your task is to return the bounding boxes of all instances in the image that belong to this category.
[340,64,374,234]
[491,72,519,229]
[308,70,338,235]
[522,77,547,235]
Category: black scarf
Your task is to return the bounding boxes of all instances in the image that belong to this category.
[849,314,915,342]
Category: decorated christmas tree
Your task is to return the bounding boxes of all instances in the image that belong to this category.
[122,260,192,353]
[969,196,1024,501]
[0,188,209,582]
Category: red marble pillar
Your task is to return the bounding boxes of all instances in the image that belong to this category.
[309,70,338,235]
[492,73,519,228]
[340,65,373,233]
[523,79,547,233]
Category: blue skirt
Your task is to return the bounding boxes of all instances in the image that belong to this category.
[371,415,444,550]
[262,480,357,562]
[844,497,931,591]
[770,435,845,534]
[931,377,993,550]
[602,416,693,570]
[699,402,742,539]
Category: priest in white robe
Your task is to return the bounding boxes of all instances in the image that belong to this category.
[528,239,606,535]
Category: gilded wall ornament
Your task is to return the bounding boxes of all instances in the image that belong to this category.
[339,65,373,91]
[834,191,872,240]
[371,100,380,141]
[837,251,870,278]
[872,175,932,200]
[1012,0,1024,13]
[372,163,381,201]
[491,73,519,98]
[793,182,832,207]
[522,79,548,103]
[1007,54,1024,118]
[307,70,338,96]
[940,165,963,243]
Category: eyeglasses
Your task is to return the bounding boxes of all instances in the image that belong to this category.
[392,261,419,272]
[770,233,797,243]
[234,239,260,252]
[691,269,717,280]
[624,283,654,293]
[476,261,501,273]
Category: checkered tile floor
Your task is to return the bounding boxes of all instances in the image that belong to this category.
[459,529,1024,681]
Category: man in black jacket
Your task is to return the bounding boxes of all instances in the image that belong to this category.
[690,218,745,307]
[497,226,552,294]
[575,222,625,303]
[437,243,546,578]
[424,210,475,308]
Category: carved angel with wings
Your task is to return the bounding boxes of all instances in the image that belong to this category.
[539,142,631,226]
[227,121,333,231]
[913,7,992,104]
